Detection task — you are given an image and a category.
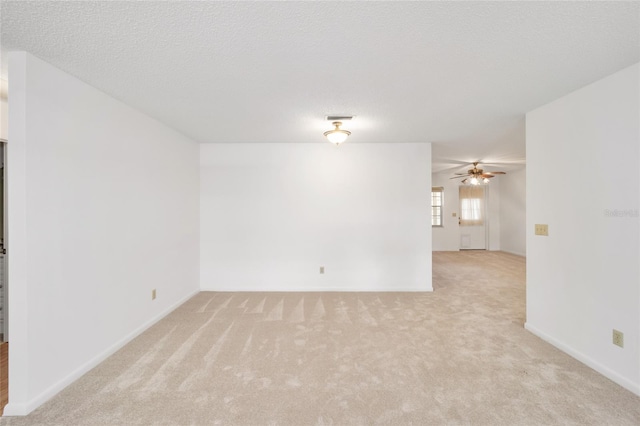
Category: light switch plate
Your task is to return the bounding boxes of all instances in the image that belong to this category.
[535,224,549,236]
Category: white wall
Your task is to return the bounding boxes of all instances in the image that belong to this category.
[431,171,501,251]
[499,167,526,256]
[487,180,501,251]
[200,143,432,291]
[526,63,639,395]
[1,78,7,140]
[431,172,460,251]
[6,52,200,415]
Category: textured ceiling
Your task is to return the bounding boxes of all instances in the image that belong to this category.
[1,1,639,172]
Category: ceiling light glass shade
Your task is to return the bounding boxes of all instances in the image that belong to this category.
[470,177,479,185]
[324,121,351,145]
[483,178,490,183]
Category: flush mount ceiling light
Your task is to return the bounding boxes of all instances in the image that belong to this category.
[323,117,353,146]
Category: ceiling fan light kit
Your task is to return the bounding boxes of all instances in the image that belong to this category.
[450,162,506,185]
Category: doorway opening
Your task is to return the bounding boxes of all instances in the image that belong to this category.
[459,185,487,250]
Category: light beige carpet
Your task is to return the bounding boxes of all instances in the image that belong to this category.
[3,251,639,425]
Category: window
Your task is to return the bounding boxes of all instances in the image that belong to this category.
[431,187,444,227]
[459,185,484,226]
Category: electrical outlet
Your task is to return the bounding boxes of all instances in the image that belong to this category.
[152,289,157,300]
[535,224,549,236]
[612,329,624,348]
[319,266,325,274]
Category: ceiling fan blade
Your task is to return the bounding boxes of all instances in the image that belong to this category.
[448,161,508,182]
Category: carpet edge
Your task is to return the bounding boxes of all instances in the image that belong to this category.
[2,288,200,417]
[525,322,640,397]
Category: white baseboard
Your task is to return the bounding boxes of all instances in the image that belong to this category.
[2,403,28,418]
[3,288,199,417]
[525,322,640,397]
[199,286,433,292]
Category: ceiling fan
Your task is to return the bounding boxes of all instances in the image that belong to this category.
[450,162,506,185]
